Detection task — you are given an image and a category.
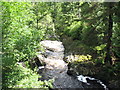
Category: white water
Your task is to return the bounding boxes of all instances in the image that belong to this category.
[77,75,108,90]
[38,66,45,69]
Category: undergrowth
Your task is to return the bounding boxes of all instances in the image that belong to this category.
[2,61,53,88]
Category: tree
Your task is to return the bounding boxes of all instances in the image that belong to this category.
[104,2,114,64]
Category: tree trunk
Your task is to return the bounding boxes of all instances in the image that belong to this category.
[105,3,113,65]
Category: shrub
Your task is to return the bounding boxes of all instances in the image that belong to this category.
[3,63,54,88]
[74,54,92,62]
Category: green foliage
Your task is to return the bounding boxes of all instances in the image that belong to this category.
[74,54,92,62]
[3,63,53,88]
[94,58,104,65]
[2,2,49,89]
[113,62,120,72]
[67,21,83,40]
[2,1,120,88]
[82,27,99,47]
[112,23,120,58]
[2,2,45,62]
[95,44,106,51]
[94,44,106,57]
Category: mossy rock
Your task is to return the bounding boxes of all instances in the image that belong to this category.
[67,61,97,76]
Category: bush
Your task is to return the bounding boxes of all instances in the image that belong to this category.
[2,63,54,88]
[74,54,92,62]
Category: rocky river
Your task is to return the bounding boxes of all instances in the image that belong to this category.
[36,40,108,90]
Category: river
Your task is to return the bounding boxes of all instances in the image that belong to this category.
[37,40,108,90]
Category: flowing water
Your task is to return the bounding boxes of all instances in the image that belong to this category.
[37,40,108,89]
[77,75,108,90]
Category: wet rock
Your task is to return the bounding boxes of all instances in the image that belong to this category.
[28,57,45,70]
[37,40,83,88]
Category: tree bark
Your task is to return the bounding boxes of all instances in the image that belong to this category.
[105,3,113,65]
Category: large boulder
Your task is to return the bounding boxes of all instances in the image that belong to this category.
[40,40,64,52]
[37,40,64,64]
[37,40,65,70]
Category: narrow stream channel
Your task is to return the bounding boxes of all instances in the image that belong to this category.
[37,40,108,89]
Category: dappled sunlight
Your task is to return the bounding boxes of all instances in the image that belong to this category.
[2,1,120,89]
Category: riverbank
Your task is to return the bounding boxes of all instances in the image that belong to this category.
[67,60,120,89]
[61,36,120,89]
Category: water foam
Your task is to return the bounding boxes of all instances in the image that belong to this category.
[77,75,108,90]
